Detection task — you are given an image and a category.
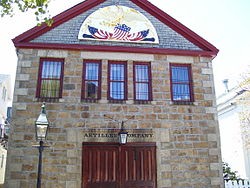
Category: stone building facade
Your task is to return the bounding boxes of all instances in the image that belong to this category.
[5,0,223,187]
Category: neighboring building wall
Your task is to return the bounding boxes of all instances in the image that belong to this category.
[218,105,247,178]
[5,49,223,188]
[0,147,7,184]
[238,93,250,178]
[0,74,12,185]
[217,86,250,179]
[0,75,11,124]
[245,148,250,177]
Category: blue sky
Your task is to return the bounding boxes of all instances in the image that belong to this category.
[0,0,249,95]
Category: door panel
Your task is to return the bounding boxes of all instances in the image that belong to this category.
[83,144,120,188]
[82,143,156,188]
[121,146,156,188]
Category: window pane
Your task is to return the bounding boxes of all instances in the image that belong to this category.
[85,81,98,99]
[136,83,149,100]
[82,61,100,99]
[171,66,189,83]
[111,64,124,81]
[38,59,63,99]
[110,82,124,100]
[172,84,190,101]
[86,63,99,80]
[109,63,126,100]
[134,64,150,101]
[135,65,148,82]
[171,64,192,102]
[40,80,60,98]
[42,61,61,79]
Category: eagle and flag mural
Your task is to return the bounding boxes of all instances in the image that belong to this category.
[78,5,159,44]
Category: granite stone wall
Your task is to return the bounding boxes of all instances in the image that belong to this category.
[5,49,224,188]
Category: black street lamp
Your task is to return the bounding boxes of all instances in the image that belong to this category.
[118,121,128,144]
[34,102,49,188]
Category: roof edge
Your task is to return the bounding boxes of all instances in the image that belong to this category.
[12,0,219,56]
[13,0,105,43]
[131,0,219,54]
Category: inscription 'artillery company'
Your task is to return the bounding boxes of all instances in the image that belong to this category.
[84,133,154,138]
[81,129,155,142]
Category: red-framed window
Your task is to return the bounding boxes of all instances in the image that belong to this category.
[170,63,194,102]
[133,62,152,101]
[82,60,102,100]
[108,61,127,101]
[36,58,64,99]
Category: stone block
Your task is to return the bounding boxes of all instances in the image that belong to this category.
[208,134,218,141]
[19,60,32,67]
[22,164,35,171]
[66,181,77,188]
[66,165,78,173]
[81,51,154,61]
[161,171,172,179]
[67,130,77,142]
[155,129,170,142]
[5,181,20,188]
[203,81,214,88]
[209,148,220,155]
[206,107,217,113]
[154,54,168,61]
[16,74,29,81]
[10,172,26,179]
[200,57,212,63]
[210,163,220,171]
[19,49,33,55]
[167,55,194,63]
[8,164,22,172]
[67,150,78,158]
[64,84,75,90]
[15,88,28,96]
[211,177,223,186]
[38,50,68,57]
[204,94,215,100]
[202,68,213,75]
[15,103,27,110]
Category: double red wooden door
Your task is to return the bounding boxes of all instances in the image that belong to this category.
[82,143,157,188]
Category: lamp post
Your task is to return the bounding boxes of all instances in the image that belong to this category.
[34,102,49,188]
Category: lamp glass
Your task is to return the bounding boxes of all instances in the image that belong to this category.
[118,132,128,144]
[35,106,49,141]
[35,123,48,140]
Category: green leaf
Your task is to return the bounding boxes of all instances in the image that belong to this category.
[0,0,52,25]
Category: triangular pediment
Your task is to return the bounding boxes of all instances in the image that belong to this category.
[13,0,218,57]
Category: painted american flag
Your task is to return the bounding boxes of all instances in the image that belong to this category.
[87,23,151,42]
[88,26,113,39]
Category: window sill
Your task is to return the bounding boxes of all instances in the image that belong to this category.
[81,99,99,103]
[108,100,126,104]
[170,101,197,106]
[36,97,60,103]
[134,100,152,105]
